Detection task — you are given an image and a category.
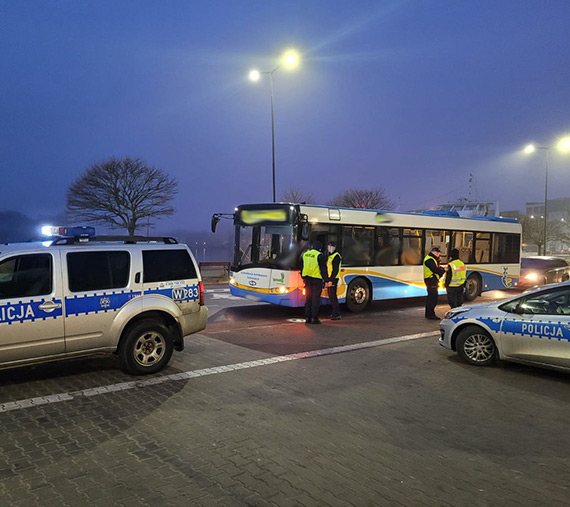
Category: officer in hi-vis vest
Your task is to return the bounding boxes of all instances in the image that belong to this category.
[326,241,342,320]
[423,246,445,320]
[301,240,328,324]
[445,248,466,309]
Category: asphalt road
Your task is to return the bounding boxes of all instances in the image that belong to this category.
[1,287,570,506]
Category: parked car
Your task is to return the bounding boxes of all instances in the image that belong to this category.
[519,256,570,288]
[439,281,570,372]
[0,227,207,375]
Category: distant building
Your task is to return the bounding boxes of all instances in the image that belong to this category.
[500,210,522,220]
[525,198,570,254]
[525,198,570,220]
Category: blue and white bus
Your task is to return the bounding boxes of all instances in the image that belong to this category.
[211,203,521,312]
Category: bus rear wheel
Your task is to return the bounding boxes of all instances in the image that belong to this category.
[464,274,482,301]
[346,278,370,312]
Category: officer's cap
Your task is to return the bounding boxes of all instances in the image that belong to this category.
[328,241,336,248]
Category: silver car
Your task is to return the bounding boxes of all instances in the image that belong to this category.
[439,281,570,371]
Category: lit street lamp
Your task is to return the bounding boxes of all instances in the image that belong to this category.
[249,49,300,202]
[524,136,570,255]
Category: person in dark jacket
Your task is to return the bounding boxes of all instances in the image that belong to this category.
[325,241,342,320]
[423,246,446,320]
[301,240,328,324]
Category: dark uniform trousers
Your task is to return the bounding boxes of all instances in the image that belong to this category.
[304,277,323,320]
[327,279,340,318]
[446,285,465,309]
[424,278,440,317]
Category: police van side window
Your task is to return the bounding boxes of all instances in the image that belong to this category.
[143,250,197,283]
[0,254,52,299]
[67,251,130,292]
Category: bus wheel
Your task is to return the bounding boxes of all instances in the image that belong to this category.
[346,278,370,312]
[464,274,482,301]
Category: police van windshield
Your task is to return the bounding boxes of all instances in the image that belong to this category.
[233,224,300,270]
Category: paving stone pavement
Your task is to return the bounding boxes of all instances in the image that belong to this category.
[1,330,570,506]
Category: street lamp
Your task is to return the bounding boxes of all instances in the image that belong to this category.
[249,49,300,202]
[524,136,570,255]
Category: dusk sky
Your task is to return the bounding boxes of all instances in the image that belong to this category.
[2,0,570,235]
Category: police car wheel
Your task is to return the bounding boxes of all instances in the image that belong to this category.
[119,320,174,375]
[456,325,496,366]
[346,278,370,313]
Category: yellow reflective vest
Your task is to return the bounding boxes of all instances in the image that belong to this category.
[302,249,323,279]
[448,259,467,287]
[327,252,341,279]
[423,254,440,280]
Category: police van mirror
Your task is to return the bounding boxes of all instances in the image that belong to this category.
[301,223,310,241]
[211,215,220,233]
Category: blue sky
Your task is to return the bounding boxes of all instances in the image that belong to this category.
[1,0,570,233]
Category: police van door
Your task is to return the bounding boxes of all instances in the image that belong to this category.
[0,252,65,362]
[499,287,570,368]
[63,249,134,351]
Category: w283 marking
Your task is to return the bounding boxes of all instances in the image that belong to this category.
[172,286,199,301]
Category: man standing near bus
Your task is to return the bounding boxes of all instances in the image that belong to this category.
[301,240,328,324]
[445,248,466,308]
[423,246,445,320]
[326,241,342,320]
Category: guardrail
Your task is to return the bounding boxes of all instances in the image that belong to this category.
[199,261,230,282]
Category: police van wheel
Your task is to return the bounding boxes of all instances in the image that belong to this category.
[464,274,481,301]
[346,278,370,312]
[119,320,174,375]
[456,325,496,366]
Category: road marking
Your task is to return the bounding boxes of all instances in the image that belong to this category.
[209,293,242,300]
[0,331,438,413]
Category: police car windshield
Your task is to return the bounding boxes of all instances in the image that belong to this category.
[234,224,298,269]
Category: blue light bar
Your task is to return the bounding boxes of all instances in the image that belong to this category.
[41,226,96,238]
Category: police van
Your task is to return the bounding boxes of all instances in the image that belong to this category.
[0,227,208,375]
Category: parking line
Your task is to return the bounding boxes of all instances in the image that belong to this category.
[0,331,438,413]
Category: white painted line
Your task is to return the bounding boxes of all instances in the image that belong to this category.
[0,331,438,413]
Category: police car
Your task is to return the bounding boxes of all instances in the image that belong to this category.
[440,280,570,371]
[0,227,207,375]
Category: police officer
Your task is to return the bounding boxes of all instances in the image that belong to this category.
[445,248,466,309]
[326,241,342,320]
[423,246,445,320]
[301,240,328,324]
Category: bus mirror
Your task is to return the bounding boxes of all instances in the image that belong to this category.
[211,215,220,233]
[301,223,310,241]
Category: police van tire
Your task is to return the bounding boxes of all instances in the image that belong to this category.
[464,274,482,301]
[346,278,370,313]
[118,319,174,375]
[456,325,496,366]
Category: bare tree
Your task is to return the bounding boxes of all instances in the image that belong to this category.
[66,157,178,236]
[520,215,563,255]
[279,186,315,204]
[328,187,394,210]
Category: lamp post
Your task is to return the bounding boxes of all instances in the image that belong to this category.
[249,49,300,202]
[524,144,549,255]
[524,136,570,255]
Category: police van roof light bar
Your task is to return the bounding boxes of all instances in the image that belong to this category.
[41,226,96,238]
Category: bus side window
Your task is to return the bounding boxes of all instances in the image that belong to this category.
[375,227,399,266]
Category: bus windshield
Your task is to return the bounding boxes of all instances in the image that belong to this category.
[234,224,300,270]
